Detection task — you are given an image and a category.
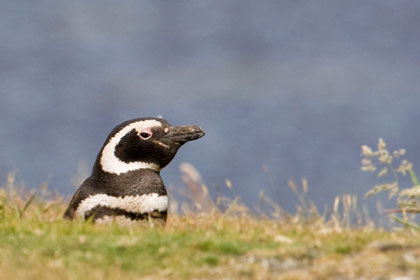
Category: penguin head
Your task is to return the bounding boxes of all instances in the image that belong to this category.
[98,118,205,175]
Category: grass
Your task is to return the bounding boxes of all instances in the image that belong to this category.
[1,160,420,279]
[2,201,420,280]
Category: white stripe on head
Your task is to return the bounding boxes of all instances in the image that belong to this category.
[76,193,168,217]
[100,120,162,175]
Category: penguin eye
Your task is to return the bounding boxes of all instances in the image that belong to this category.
[139,131,152,140]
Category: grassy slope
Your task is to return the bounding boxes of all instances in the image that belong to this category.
[1,193,420,280]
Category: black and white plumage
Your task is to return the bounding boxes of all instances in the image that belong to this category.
[64,118,205,223]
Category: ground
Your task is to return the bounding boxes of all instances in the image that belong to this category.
[1,188,420,280]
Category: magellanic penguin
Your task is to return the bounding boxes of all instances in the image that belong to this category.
[64,118,205,223]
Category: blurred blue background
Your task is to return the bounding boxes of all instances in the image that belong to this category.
[1,1,420,212]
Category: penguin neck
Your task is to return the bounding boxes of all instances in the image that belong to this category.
[91,164,167,197]
[92,159,161,176]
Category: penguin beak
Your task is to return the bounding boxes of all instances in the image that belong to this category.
[162,125,205,144]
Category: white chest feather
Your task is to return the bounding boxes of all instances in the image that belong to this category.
[75,193,168,217]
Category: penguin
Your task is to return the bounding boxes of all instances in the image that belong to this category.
[64,117,205,223]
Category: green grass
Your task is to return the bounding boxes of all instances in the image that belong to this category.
[2,159,420,279]
[1,191,420,280]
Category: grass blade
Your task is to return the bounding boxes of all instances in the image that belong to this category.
[392,216,420,231]
[19,192,37,218]
[409,168,420,187]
